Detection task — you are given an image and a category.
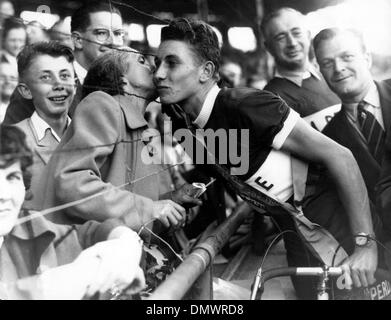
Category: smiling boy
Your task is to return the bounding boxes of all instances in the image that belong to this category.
[14,42,75,206]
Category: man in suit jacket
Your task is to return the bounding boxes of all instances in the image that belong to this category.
[13,42,75,208]
[3,1,124,124]
[314,28,391,204]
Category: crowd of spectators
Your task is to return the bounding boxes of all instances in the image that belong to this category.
[1,0,391,301]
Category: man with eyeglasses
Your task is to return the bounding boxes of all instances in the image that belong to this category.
[3,1,125,124]
[71,1,124,85]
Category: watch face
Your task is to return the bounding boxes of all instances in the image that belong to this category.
[355,235,368,246]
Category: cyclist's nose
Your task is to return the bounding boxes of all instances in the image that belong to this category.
[154,64,166,80]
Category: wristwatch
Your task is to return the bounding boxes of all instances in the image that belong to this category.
[354,232,374,247]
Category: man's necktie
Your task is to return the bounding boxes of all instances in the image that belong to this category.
[357,100,385,163]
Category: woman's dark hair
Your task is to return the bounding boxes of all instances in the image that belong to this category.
[82,50,130,98]
[0,124,32,189]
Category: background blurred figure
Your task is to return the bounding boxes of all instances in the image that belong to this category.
[1,17,27,73]
[0,61,17,122]
[0,0,14,25]
[220,59,242,88]
[26,21,50,44]
[247,74,267,90]
[49,19,73,49]
[244,51,270,90]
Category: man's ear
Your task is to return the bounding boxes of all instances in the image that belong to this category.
[365,51,372,69]
[17,83,33,100]
[264,40,275,56]
[200,61,215,83]
[72,31,83,50]
[307,30,312,42]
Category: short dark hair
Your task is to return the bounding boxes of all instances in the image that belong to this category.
[161,18,220,77]
[82,50,130,98]
[313,28,367,54]
[261,7,304,39]
[17,41,74,80]
[2,17,26,41]
[0,124,32,189]
[71,1,122,32]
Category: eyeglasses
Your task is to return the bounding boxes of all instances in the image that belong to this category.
[87,28,125,43]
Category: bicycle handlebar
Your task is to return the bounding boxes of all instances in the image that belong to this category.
[251,266,391,300]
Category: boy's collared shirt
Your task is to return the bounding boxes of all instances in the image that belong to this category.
[30,111,71,142]
[0,102,8,123]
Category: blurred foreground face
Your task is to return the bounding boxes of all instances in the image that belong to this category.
[0,62,18,102]
[264,10,311,71]
[220,62,242,87]
[316,32,372,102]
[0,160,25,237]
